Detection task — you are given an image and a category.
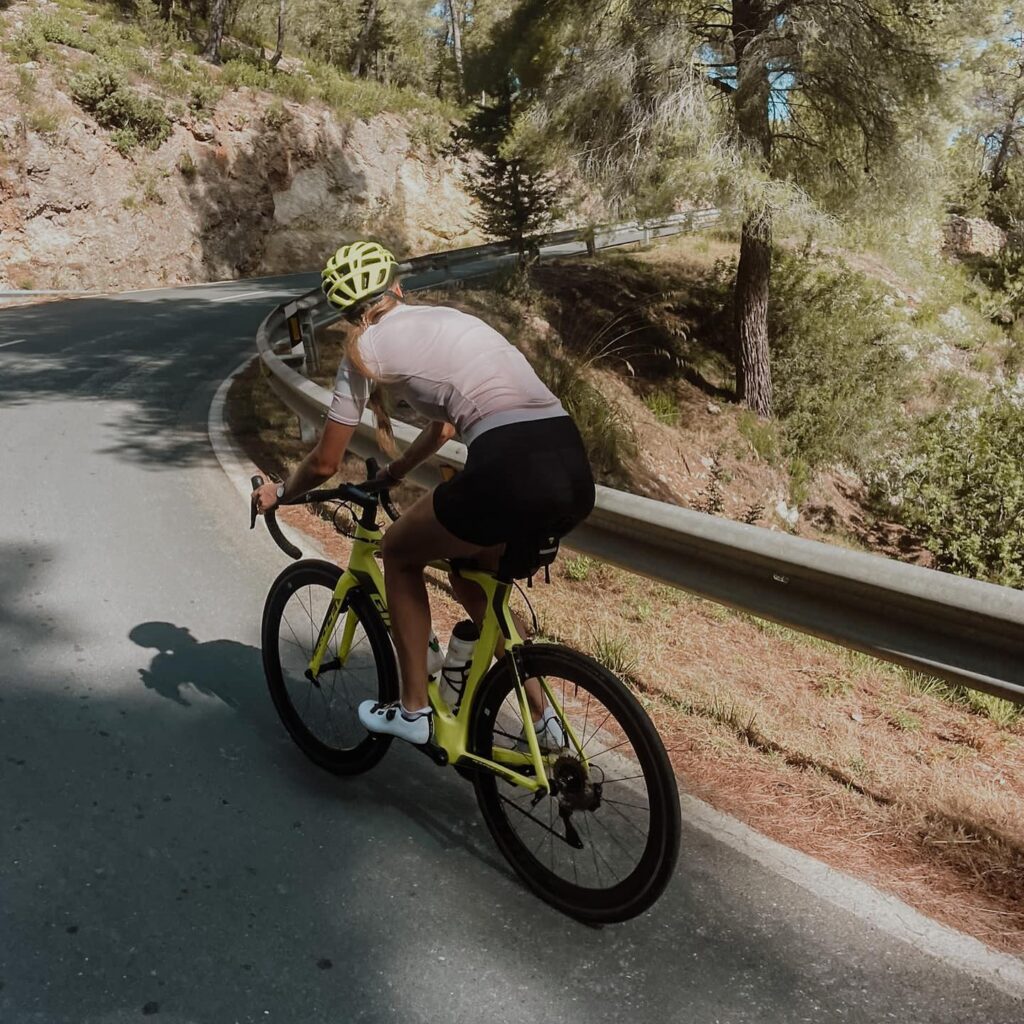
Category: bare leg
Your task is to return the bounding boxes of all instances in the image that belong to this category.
[381,492,493,711]
[449,570,546,721]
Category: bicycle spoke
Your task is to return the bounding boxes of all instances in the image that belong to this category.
[587,736,636,760]
[581,810,604,887]
[581,708,613,753]
[592,799,647,855]
[601,796,651,812]
[273,579,389,757]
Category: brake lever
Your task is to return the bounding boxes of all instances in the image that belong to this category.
[363,457,400,521]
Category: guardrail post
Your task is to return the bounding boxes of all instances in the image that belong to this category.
[297,415,318,444]
[300,311,319,375]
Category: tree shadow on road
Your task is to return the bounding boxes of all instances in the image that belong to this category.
[0,288,297,469]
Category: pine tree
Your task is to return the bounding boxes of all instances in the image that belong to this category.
[457,84,560,259]
[502,0,970,417]
[949,4,1024,225]
[343,1,403,81]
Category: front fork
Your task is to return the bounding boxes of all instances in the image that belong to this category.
[306,578,358,681]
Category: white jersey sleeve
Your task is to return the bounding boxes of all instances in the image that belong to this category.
[327,357,371,426]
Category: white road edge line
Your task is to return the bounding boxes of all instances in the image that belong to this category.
[207,355,328,561]
[0,338,28,349]
[207,359,1024,1002]
[209,290,288,303]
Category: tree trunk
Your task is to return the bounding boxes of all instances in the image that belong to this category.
[732,0,773,417]
[351,0,380,78]
[989,111,1019,193]
[203,0,228,64]
[735,209,773,416]
[447,0,465,101]
[269,0,286,68]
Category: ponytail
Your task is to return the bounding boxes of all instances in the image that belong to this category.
[342,292,402,456]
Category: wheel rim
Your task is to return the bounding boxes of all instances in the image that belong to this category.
[276,583,379,752]
[487,670,660,897]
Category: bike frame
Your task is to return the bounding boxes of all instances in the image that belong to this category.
[303,518,588,794]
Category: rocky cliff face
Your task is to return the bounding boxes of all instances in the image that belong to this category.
[0,58,480,291]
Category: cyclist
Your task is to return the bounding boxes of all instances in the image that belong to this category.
[252,241,595,745]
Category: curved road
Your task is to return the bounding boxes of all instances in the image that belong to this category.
[1,283,1021,1023]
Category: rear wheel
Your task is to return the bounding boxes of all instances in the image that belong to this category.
[261,559,398,775]
[471,643,680,923]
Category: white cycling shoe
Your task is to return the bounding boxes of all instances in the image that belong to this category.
[358,700,432,745]
[517,705,567,753]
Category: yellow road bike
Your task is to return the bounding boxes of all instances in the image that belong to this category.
[250,462,680,923]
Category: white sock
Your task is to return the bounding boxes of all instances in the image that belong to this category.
[401,703,431,721]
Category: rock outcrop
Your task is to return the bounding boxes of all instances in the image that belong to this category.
[942,215,1006,258]
[0,65,480,291]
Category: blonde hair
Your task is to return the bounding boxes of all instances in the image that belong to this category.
[343,291,402,455]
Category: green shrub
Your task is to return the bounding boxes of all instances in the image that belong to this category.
[886,392,1024,587]
[154,61,192,97]
[132,0,189,55]
[25,108,62,134]
[768,251,909,470]
[262,98,291,129]
[589,628,638,681]
[220,58,273,91]
[564,555,594,582]
[111,128,140,156]
[221,59,311,102]
[272,71,312,103]
[70,65,171,151]
[15,66,36,105]
[966,243,1024,325]
[178,151,197,179]
[188,80,222,115]
[737,409,782,462]
[37,12,97,53]
[6,26,46,62]
[644,390,680,426]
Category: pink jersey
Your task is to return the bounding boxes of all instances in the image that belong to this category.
[327,304,565,444]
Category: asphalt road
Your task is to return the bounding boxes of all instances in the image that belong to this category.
[1,281,1022,1024]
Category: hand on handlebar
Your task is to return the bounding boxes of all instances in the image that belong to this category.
[252,479,281,515]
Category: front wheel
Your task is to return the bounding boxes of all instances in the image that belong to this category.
[471,644,680,923]
[261,559,398,775]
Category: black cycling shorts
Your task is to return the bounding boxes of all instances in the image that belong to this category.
[433,416,596,548]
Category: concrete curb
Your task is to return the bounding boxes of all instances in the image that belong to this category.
[680,795,1024,1001]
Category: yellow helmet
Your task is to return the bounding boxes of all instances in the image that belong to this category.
[321,241,397,310]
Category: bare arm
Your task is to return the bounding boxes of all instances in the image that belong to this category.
[385,420,457,482]
[253,419,355,513]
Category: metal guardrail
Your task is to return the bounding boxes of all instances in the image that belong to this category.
[254,215,1024,705]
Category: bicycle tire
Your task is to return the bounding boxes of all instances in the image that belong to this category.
[261,559,398,775]
[470,643,680,923]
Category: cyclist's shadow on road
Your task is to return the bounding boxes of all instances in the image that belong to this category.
[129,621,281,742]
[127,620,508,874]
